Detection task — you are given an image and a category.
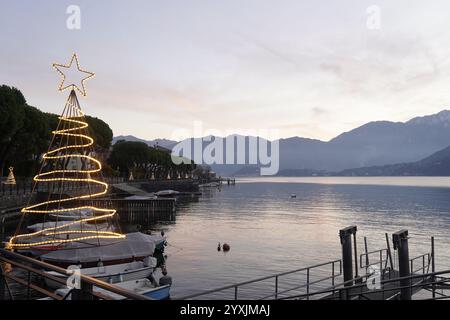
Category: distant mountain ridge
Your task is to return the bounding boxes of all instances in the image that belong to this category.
[113,110,450,176]
[337,145,450,176]
[112,135,177,149]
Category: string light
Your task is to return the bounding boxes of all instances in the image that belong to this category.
[8,55,125,249]
[53,53,95,97]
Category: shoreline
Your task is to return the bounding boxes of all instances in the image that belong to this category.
[235,176,450,189]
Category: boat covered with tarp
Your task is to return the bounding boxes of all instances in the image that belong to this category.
[27,221,112,233]
[40,232,157,268]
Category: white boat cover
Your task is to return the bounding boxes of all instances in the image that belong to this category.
[27,221,112,232]
[125,195,157,200]
[156,190,179,196]
[41,232,156,264]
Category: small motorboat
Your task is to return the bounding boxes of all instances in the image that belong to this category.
[44,257,157,289]
[200,182,221,188]
[155,190,180,197]
[290,194,297,199]
[41,279,171,300]
[40,232,157,268]
[49,208,94,221]
[27,221,112,233]
[98,278,171,300]
[125,195,157,200]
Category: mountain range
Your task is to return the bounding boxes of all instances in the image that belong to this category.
[337,145,450,176]
[112,135,177,149]
[113,110,450,176]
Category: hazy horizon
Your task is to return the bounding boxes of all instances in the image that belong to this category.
[2,1,450,141]
[117,108,450,142]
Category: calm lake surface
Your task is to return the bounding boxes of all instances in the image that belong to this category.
[156,177,450,299]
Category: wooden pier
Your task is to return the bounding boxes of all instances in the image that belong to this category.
[80,198,176,224]
[0,177,178,231]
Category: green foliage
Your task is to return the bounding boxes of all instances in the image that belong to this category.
[108,141,152,173]
[0,85,114,177]
[108,141,196,179]
[0,85,26,142]
[86,116,113,150]
[8,105,53,176]
[0,85,27,175]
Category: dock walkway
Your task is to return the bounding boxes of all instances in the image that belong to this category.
[323,270,432,300]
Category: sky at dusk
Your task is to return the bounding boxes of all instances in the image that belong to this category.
[1,0,450,141]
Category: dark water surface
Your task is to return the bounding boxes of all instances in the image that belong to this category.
[156,177,450,298]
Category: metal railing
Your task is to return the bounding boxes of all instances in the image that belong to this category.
[275,250,434,301]
[411,253,431,275]
[0,248,151,300]
[281,269,450,300]
[178,259,342,300]
[360,249,390,274]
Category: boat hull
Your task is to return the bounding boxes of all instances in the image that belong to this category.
[143,285,171,300]
[45,263,155,289]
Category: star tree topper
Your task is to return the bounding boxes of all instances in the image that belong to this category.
[53,53,95,96]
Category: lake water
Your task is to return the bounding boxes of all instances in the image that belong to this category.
[5,177,450,299]
[155,177,450,299]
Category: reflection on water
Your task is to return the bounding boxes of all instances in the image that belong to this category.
[156,177,450,298]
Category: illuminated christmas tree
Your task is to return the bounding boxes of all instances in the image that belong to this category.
[8,54,125,250]
[3,167,16,185]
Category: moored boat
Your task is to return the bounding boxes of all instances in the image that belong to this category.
[44,257,157,289]
[49,208,94,221]
[155,190,180,197]
[40,232,158,268]
[41,279,171,300]
[27,221,112,232]
[96,279,171,300]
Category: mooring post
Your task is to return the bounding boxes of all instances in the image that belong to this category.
[392,230,411,300]
[431,236,436,299]
[340,226,357,287]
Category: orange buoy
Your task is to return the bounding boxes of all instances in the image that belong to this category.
[222,243,230,252]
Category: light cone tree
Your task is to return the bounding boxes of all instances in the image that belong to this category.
[8,54,124,250]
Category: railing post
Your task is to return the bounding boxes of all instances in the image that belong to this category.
[332,262,335,287]
[339,288,347,300]
[353,232,359,282]
[364,236,369,271]
[27,271,31,300]
[72,281,94,300]
[0,265,5,300]
[275,276,278,300]
[431,236,436,299]
[306,268,310,300]
[422,255,425,274]
[385,233,394,272]
[392,230,411,300]
[380,250,383,276]
[339,226,357,287]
